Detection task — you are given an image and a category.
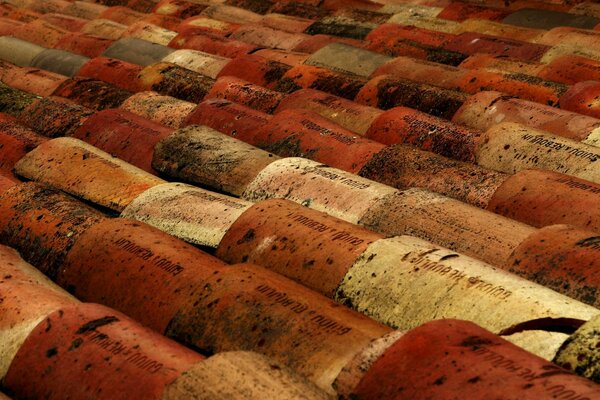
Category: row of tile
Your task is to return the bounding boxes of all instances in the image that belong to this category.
[2,31,600,205]
[3,132,600,398]
[6,0,600,97]
[0,243,329,398]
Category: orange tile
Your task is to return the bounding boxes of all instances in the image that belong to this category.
[508,224,600,307]
[365,106,482,162]
[169,31,257,58]
[77,57,144,93]
[255,109,386,173]
[0,182,104,278]
[488,169,600,232]
[184,98,272,141]
[206,76,285,113]
[15,138,164,211]
[352,319,600,399]
[2,67,69,97]
[217,53,291,90]
[5,303,203,400]
[275,88,383,134]
[73,109,174,174]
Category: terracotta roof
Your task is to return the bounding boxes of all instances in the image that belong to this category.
[2,0,600,398]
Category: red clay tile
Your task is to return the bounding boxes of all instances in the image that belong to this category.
[77,57,145,93]
[137,62,214,103]
[436,1,509,21]
[371,56,467,86]
[217,198,382,296]
[15,138,164,211]
[0,17,24,36]
[153,126,279,196]
[275,88,383,135]
[54,33,114,59]
[13,20,69,48]
[559,80,600,119]
[352,319,600,399]
[73,108,173,173]
[80,19,128,41]
[169,31,257,58]
[261,13,314,33]
[39,13,87,32]
[277,64,367,100]
[364,23,457,51]
[1,67,69,97]
[5,303,204,400]
[253,49,310,67]
[120,91,196,128]
[6,8,42,23]
[59,218,224,332]
[128,0,160,13]
[0,244,76,379]
[454,18,544,42]
[452,91,600,143]
[365,106,482,162]
[53,77,132,110]
[153,0,209,19]
[206,76,286,113]
[217,54,291,90]
[0,182,104,279]
[539,55,600,86]
[488,169,600,232]
[254,109,386,173]
[184,98,272,140]
[535,26,600,52]
[0,3,15,17]
[103,37,175,66]
[459,54,545,76]
[292,34,365,53]
[0,120,45,173]
[165,262,391,394]
[453,69,568,106]
[355,74,468,119]
[100,5,146,25]
[140,13,182,31]
[18,96,94,138]
[442,32,550,62]
[508,224,600,306]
